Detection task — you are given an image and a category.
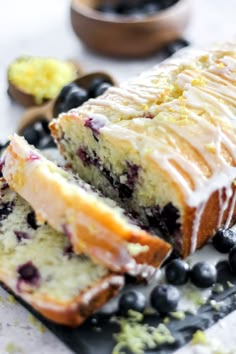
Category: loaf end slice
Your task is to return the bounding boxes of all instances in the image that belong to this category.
[0,178,123,326]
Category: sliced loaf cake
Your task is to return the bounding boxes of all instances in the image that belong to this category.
[50,42,236,257]
[0,178,123,326]
[2,135,171,277]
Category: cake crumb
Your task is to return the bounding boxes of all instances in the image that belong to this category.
[170,311,186,320]
[28,314,46,333]
[7,295,16,304]
[191,330,208,345]
[5,342,24,354]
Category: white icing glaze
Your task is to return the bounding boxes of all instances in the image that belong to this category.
[66,43,236,253]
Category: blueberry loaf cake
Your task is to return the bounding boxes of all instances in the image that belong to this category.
[50,42,236,258]
[0,178,124,326]
[2,135,171,276]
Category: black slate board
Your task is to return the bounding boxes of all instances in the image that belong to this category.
[4,260,236,354]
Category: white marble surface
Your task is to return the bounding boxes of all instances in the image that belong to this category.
[0,0,236,353]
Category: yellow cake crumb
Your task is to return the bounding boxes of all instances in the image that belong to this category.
[191,330,208,345]
[7,294,16,304]
[6,342,24,354]
[28,314,46,333]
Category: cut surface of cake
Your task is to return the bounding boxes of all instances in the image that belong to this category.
[0,178,123,326]
[2,135,171,277]
[50,42,236,258]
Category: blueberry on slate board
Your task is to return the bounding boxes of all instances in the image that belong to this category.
[228,246,236,274]
[150,284,180,314]
[165,259,190,285]
[190,262,217,288]
[22,125,41,146]
[213,228,236,254]
[118,290,146,316]
[165,39,190,56]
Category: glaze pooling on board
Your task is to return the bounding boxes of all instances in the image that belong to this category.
[53,43,236,255]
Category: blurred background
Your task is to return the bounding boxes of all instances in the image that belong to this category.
[0,0,236,140]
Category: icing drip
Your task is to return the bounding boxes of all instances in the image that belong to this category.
[191,202,205,254]
[225,191,236,229]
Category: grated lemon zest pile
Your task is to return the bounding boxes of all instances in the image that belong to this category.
[8,56,77,104]
[112,311,175,354]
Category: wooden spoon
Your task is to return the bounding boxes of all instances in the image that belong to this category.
[17,71,116,134]
[8,59,83,108]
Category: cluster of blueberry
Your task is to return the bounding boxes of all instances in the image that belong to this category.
[96,0,178,17]
[14,76,113,151]
[118,228,236,316]
[55,77,113,116]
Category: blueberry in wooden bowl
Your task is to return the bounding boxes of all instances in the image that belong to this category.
[70,0,191,57]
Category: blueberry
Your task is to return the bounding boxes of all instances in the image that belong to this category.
[0,141,9,152]
[190,262,217,288]
[115,2,133,15]
[0,202,14,221]
[213,228,236,253]
[18,261,40,285]
[118,290,146,316]
[22,126,41,146]
[228,246,236,274]
[165,38,190,56]
[40,120,50,134]
[142,2,161,15]
[89,78,112,98]
[150,284,180,314]
[96,4,116,14]
[64,87,89,111]
[160,0,177,9]
[57,83,78,104]
[27,212,38,230]
[165,259,190,285]
[15,231,29,242]
[94,82,113,97]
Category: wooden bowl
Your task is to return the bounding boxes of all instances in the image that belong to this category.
[70,0,191,58]
[17,71,116,133]
[8,59,83,108]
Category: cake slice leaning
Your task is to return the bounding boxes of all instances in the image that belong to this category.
[50,42,236,258]
[0,178,123,326]
[2,135,171,277]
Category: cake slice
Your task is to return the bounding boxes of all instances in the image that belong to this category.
[2,135,171,277]
[0,178,123,326]
[50,42,236,258]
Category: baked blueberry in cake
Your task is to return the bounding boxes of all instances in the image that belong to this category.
[0,178,124,326]
[2,135,171,277]
[50,42,236,258]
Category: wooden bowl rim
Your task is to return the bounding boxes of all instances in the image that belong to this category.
[71,0,190,24]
